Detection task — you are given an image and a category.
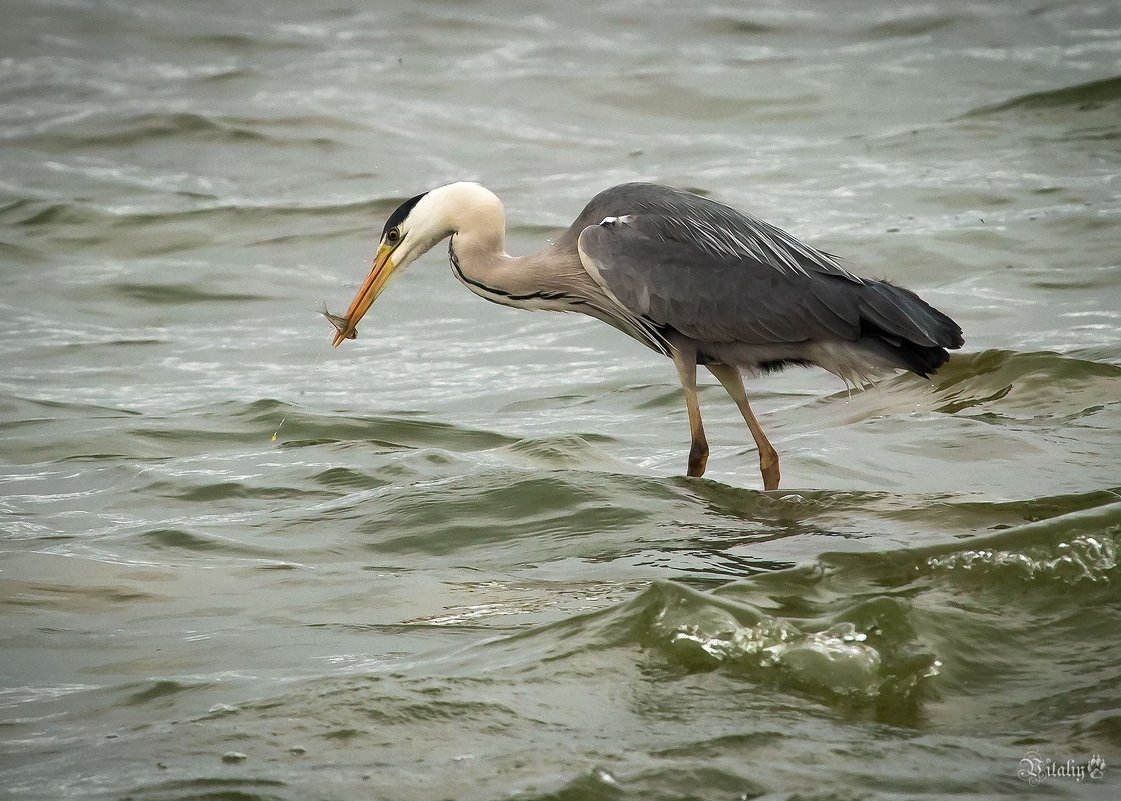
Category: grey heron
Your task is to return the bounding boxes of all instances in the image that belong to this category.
[329,182,963,489]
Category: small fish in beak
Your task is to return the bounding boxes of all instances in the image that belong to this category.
[321,303,356,340]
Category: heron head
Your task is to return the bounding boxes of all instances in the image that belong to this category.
[328,187,446,345]
[330,191,424,345]
[330,183,504,346]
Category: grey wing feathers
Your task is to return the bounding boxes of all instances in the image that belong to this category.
[579,215,854,345]
[575,186,963,358]
[567,182,859,282]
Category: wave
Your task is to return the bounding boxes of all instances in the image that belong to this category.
[927,348,1121,419]
[964,75,1121,116]
[236,399,515,452]
[1,190,403,258]
[699,8,958,40]
[865,12,958,39]
[698,15,783,36]
[4,111,354,150]
[160,32,308,52]
[0,397,511,467]
[5,193,403,239]
[133,526,290,558]
[97,281,264,305]
[822,348,1121,424]
[398,496,1121,725]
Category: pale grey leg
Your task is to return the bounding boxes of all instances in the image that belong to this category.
[708,363,780,490]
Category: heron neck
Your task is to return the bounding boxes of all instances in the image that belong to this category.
[436,182,595,308]
[449,231,587,309]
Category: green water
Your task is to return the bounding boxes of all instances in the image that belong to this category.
[2,1,1120,798]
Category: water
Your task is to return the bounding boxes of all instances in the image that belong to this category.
[2,0,1120,798]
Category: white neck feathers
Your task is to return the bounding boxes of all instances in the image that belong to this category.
[413,182,506,254]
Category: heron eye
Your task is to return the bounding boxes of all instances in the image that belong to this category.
[386,227,401,243]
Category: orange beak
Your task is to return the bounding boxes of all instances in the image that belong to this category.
[331,243,396,347]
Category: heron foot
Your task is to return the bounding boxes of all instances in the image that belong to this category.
[687,440,709,477]
[759,447,780,490]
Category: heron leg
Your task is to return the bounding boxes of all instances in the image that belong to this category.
[671,347,708,477]
[708,364,780,490]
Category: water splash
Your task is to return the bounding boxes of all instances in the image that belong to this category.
[926,532,1118,584]
[649,593,892,699]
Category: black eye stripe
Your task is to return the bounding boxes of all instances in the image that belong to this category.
[382,191,427,238]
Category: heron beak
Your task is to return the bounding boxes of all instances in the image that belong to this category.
[331,242,397,347]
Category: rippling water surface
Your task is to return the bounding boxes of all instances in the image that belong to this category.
[2,0,1120,798]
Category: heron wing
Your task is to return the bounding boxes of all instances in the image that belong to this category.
[578,212,868,345]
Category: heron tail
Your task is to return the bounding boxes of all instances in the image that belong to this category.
[856,280,964,377]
